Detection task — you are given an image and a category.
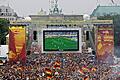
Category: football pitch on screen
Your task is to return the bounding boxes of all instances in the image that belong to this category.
[45,36,78,50]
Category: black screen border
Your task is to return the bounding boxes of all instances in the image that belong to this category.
[43,30,79,51]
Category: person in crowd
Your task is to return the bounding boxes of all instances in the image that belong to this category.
[0,50,117,80]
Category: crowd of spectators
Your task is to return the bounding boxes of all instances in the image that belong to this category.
[0,53,117,80]
[0,48,119,80]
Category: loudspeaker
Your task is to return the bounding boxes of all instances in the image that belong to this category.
[86,31,89,40]
[33,31,37,40]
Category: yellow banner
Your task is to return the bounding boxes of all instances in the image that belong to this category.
[9,26,26,62]
[96,24,114,64]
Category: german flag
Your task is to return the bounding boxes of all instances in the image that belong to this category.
[54,61,61,69]
[82,66,90,72]
[46,74,52,79]
[45,68,52,74]
[54,64,60,69]
[45,68,52,79]
[55,61,60,65]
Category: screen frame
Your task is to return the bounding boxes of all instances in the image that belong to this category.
[43,30,79,51]
[41,28,82,53]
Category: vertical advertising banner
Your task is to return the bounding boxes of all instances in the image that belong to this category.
[95,24,114,64]
[9,26,26,63]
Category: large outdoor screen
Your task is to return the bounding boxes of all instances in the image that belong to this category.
[43,30,79,51]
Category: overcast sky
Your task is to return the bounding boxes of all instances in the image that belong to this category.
[0,0,119,17]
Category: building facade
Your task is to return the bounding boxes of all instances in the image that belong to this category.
[91,5,120,58]
[29,14,113,53]
[91,5,120,19]
[0,5,18,21]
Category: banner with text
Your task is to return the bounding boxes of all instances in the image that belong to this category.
[95,24,114,64]
[9,26,26,63]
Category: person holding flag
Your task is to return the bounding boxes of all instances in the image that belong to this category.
[45,68,53,79]
[53,61,61,69]
[82,66,90,72]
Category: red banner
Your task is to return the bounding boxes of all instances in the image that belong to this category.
[96,24,114,64]
[9,26,26,63]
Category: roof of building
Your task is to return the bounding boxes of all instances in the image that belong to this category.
[0,5,14,13]
[91,5,120,17]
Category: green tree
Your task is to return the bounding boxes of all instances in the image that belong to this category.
[0,18,10,45]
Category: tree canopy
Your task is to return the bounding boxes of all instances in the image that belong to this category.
[0,18,10,45]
